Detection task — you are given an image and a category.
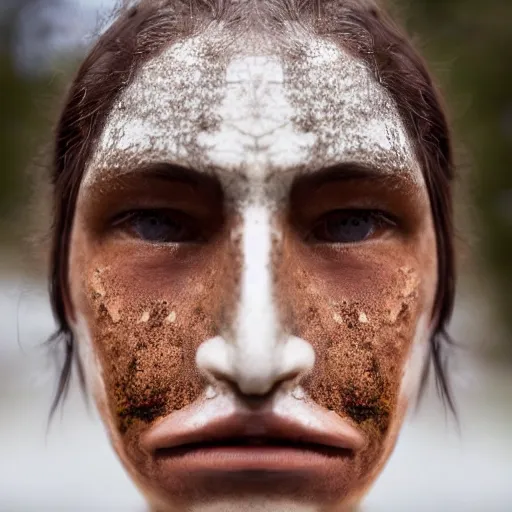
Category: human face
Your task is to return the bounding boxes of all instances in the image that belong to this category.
[68,29,437,512]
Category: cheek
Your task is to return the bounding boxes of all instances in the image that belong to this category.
[279,246,431,440]
[70,247,233,435]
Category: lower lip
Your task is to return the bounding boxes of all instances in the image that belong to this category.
[155,444,349,472]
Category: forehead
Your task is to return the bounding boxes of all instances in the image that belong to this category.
[83,30,423,195]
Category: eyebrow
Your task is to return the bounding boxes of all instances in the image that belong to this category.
[87,162,221,191]
[293,161,422,190]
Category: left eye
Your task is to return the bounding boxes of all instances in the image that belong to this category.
[310,210,391,244]
[116,209,199,243]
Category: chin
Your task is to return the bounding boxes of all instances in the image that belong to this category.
[99,387,405,512]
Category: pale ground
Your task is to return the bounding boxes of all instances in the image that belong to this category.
[0,274,511,511]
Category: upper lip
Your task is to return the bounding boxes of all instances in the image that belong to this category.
[141,392,366,455]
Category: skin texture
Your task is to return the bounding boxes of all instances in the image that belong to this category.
[68,29,437,512]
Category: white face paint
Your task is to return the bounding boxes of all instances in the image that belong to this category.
[73,313,106,403]
[233,205,281,392]
[197,55,317,170]
[83,34,423,193]
[400,312,431,402]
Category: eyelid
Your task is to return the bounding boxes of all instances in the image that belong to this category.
[110,208,188,227]
[108,208,202,243]
[314,209,397,228]
[306,209,397,244]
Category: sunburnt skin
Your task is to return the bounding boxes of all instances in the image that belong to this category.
[69,27,437,512]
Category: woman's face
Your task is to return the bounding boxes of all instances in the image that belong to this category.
[68,31,437,512]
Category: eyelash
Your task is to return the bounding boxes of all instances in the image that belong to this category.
[110,208,395,246]
[308,209,396,244]
[112,209,201,244]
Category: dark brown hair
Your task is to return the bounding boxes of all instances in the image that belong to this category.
[48,0,455,413]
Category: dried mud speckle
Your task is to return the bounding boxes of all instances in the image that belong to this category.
[281,257,424,448]
[165,311,177,324]
[86,268,220,434]
[333,312,343,324]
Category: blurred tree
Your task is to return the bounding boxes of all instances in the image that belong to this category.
[0,0,70,244]
[391,0,512,354]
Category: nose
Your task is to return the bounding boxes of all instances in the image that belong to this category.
[196,334,315,396]
[195,204,315,396]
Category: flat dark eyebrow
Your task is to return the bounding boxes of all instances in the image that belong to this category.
[293,162,419,190]
[96,162,221,191]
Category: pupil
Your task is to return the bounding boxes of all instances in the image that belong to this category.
[325,213,374,243]
[134,213,186,242]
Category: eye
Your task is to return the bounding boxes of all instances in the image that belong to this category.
[310,210,394,244]
[114,209,200,243]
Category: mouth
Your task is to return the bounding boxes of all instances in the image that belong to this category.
[153,437,352,473]
[142,392,366,472]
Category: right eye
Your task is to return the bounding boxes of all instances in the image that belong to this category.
[114,209,200,244]
[309,209,395,244]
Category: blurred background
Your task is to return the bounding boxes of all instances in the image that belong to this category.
[0,0,510,510]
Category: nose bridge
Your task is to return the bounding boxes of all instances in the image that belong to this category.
[195,202,316,396]
[233,203,280,394]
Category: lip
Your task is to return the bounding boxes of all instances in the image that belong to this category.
[141,390,366,472]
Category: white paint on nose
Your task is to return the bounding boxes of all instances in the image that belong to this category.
[196,204,315,395]
[235,204,279,394]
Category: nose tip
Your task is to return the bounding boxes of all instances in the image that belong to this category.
[196,335,315,397]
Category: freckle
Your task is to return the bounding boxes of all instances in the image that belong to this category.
[359,312,369,324]
[333,313,343,324]
[165,311,177,324]
[138,311,150,323]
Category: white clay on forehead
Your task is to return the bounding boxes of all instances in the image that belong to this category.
[82,33,222,188]
[82,32,424,198]
[284,38,420,178]
[196,55,317,172]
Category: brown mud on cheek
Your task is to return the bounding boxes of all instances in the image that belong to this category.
[290,266,422,441]
[86,269,219,435]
